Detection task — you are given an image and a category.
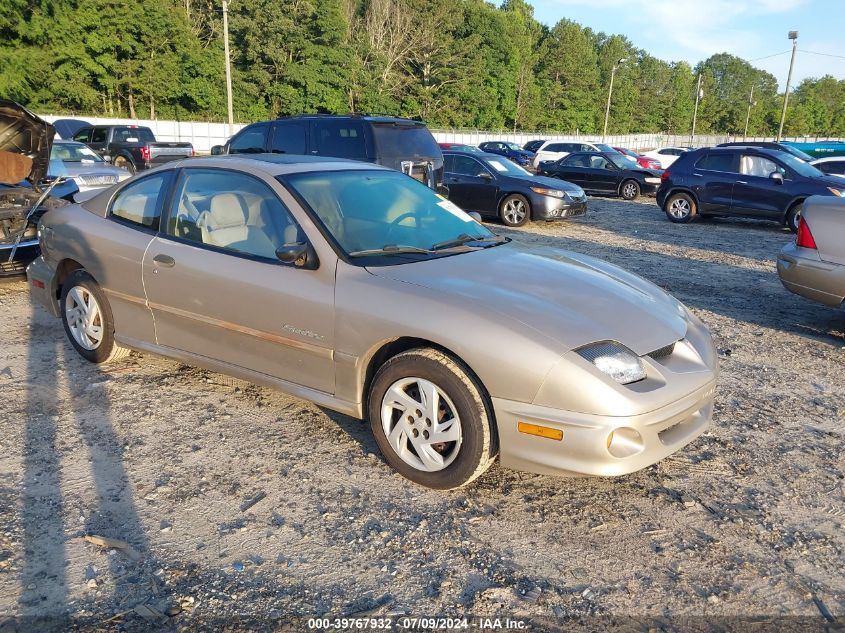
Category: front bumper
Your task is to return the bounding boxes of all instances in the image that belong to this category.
[533,194,588,221]
[777,241,845,307]
[494,378,716,477]
[0,240,39,277]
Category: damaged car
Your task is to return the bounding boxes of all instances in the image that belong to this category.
[1,100,78,276]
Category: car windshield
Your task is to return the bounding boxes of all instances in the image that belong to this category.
[595,143,617,153]
[50,143,104,162]
[781,146,814,162]
[608,153,640,170]
[282,170,499,261]
[779,153,824,178]
[503,142,521,151]
[482,157,530,176]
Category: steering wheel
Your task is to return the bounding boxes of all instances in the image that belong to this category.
[384,212,418,243]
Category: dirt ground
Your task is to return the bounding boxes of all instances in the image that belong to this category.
[1,197,843,631]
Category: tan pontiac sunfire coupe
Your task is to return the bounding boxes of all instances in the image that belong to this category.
[28,155,718,489]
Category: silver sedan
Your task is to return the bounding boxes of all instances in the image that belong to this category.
[27,156,718,489]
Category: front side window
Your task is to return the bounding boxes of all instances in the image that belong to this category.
[167,169,302,260]
[229,125,268,154]
[110,173,169,230]
[740,155,780,178]
[314,120,367,160]
[91,128,108,143]
[283,170,496,259]
[72,129,91,143]
[449,155,486,177]
[589,156,611,170]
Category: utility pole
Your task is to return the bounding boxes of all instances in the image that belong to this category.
[223,0,234,136]
[690,73,702,145]
[602,58,626,141]
[744,85,756,140]
[777,31,799,142]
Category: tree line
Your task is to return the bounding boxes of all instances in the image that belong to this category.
[2,0,844,136]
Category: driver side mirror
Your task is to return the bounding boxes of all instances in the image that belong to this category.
[770,171,784,185]
[478,171,493,180]
[468,211,482,222]
[276,242,319,270]
[211,145,225,156]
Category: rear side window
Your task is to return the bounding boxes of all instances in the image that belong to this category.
[816,161,845,175]
[229,124,268,154]
[545,143,567,153]
[314,120,367,160]
[110,173,169,230]
[371,124,439,158]
[91,128,108,143]
[696,153,736,172]
[270,121,307,155]
[72,128,91,143]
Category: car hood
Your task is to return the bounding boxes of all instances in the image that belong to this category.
[56,162,127,178]
[0,100,55,187]
[368,243,688,355]
[813,175,845,189]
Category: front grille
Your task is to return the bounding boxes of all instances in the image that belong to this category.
[78,174,118,186]
[648,342,676,360]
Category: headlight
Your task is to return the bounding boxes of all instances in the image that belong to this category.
[530,186,565,199]
[826,187,845,197]
[576,342,646,385]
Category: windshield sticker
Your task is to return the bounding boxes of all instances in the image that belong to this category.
[437,200,474,222]
[488,160,508,172]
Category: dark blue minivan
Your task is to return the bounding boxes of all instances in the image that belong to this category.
[656,146,845,232]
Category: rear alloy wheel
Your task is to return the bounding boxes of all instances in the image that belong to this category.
[620,179,640,200]
[368,348,497,489]
[785,201,803,233]
[60,270,130,364]
[664,192,697,223]
[499,194,530,227]
[113,155,136,175]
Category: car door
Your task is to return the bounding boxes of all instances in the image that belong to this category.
[444,155,498,215]
[141,167,337,393]
[87,127,110,159]
[586,155,619,193]
[93,171,175,344]
[690,152,739,214]
[551,153,591,189]
[731,154,793,218]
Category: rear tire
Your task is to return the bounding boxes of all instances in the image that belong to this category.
[499,194,530,227]
[60,270,130,364]
[367,348,497,489]
[664,192,697,223]
[785,201,803,233]
[620,179,640,200]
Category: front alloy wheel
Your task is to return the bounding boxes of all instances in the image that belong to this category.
[499,194,530,227]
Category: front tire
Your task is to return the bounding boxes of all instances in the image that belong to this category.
[113,155,136,175]
[785,201,803,233]
[60,270,130,364]
[499,194,530,227]
[367,348,497,489]
[620,179,640,200]
[664,192,697,223]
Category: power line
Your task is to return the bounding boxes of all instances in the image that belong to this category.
[748,50,791,62]
[800,49,845,60]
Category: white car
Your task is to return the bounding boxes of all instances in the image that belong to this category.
[532,141,618,169]
[641,147,691,169]
[810,156,845,178]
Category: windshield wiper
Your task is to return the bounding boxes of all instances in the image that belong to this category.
[348,244,434,257]
[430,233,507,251]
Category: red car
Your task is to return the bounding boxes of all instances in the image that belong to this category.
[614,147,662,170]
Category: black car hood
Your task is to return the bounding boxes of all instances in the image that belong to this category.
[0,100,55,187]
[519,174,584,193]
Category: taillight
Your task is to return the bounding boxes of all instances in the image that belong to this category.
[191,147,197,157]
[796,216,817,249]
[140,145,151,162]
[660,170,671,182]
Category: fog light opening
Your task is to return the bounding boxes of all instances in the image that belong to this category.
[606,427,644,458]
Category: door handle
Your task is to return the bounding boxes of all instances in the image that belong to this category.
[736,180,748,184]
[152,254,175,267]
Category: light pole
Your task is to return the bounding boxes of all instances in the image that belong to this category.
[744,85,756,140]
[222,0,234,135]
[777,31,798,142]
[690,73,703,145]
[602,58,626,141]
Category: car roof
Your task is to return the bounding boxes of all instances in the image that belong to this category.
[147,154,391,177]
[272,114,425,125]
[442,150,500,160]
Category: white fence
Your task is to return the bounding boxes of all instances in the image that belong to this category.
[39,114,845,153]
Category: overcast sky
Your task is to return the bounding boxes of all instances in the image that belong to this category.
[531,0,845,90]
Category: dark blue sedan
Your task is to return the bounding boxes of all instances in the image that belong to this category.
[478,141,535,168]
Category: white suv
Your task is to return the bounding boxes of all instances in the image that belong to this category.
[532,141,617,169]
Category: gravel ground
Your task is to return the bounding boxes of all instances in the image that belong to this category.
[0,197,843,631]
